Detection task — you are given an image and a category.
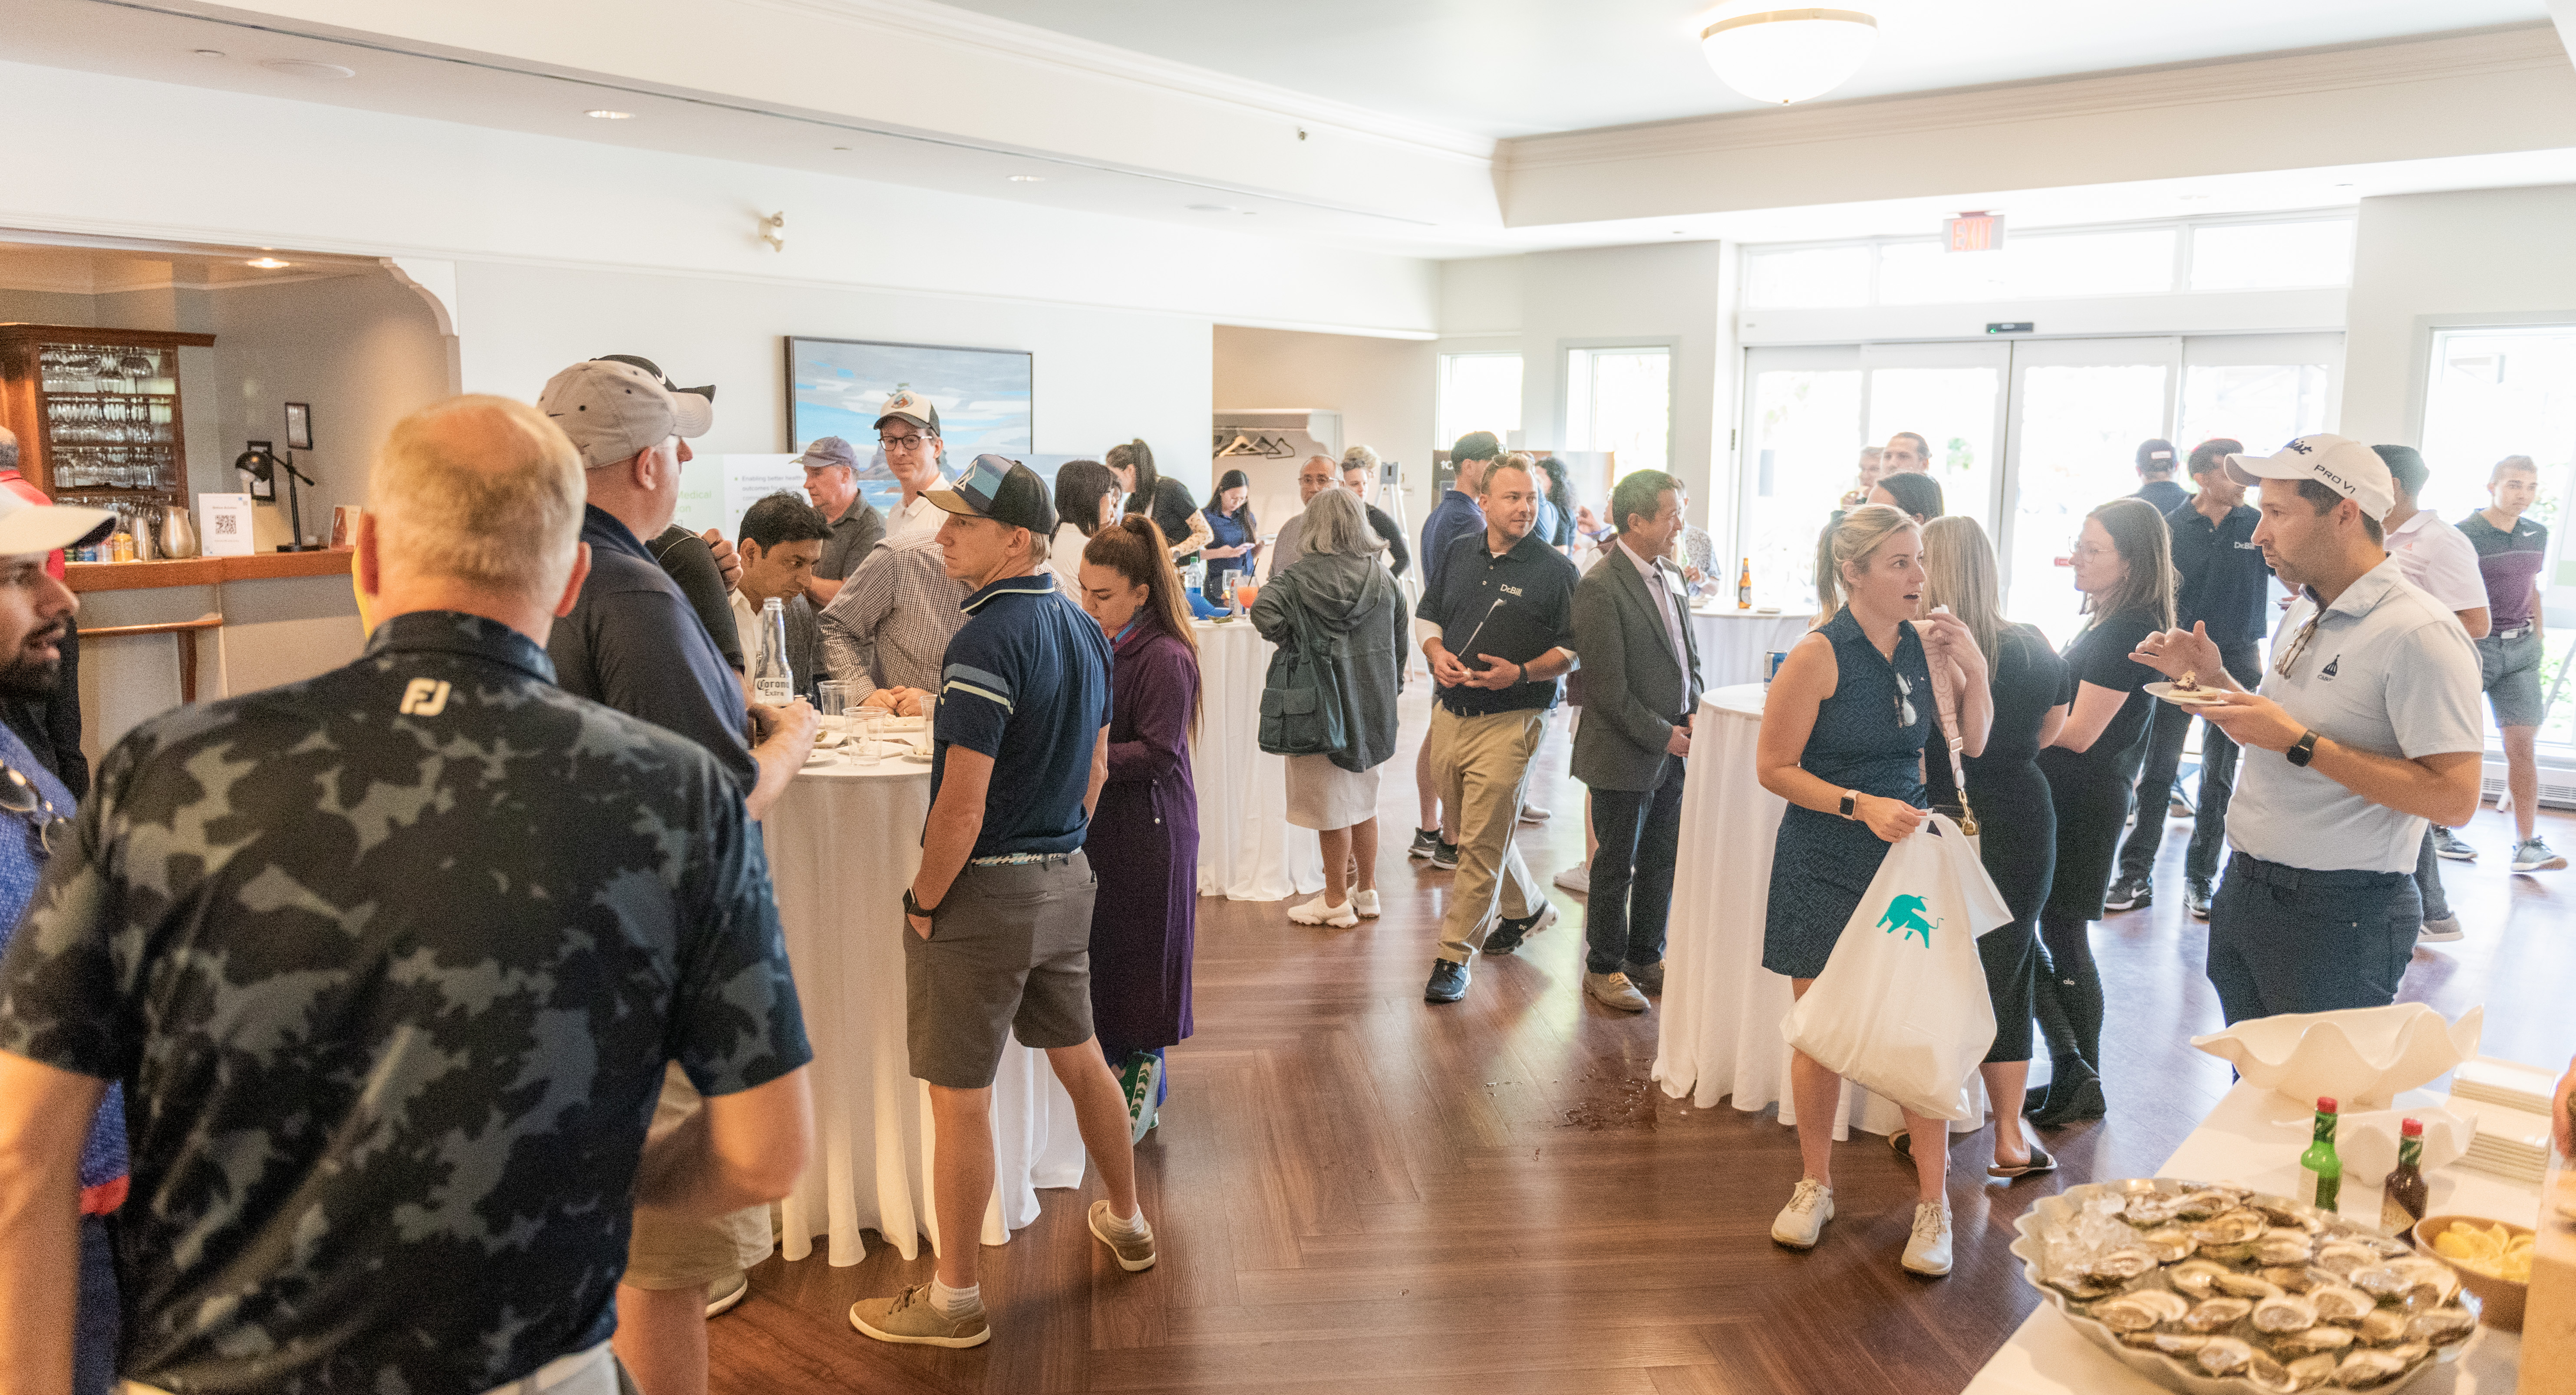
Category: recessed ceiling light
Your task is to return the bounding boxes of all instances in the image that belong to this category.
[1187,203,1256,215]
[246,258,292,269]
[260,59,354,79]
[192,48,225,58]
[586,109,634,120]
[1009,174,1045,183]
[2179,194,2212,202]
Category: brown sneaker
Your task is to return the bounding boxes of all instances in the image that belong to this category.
[1088,1200,1157,1272]
[849,1283,990,1348]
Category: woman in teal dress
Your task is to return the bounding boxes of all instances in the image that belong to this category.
[1757,503,1992,1279]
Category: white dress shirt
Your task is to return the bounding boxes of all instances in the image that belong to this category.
[1620,538,1689,667]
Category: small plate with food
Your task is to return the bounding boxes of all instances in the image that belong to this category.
[2144,675,2233,708]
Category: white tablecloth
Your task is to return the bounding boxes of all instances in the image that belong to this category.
[1965,1081,2527,1394]
[1191,618,1323,901]
[1651,683,1986,1138]
[1687,607,1814,691]
[765,756,1087,1265]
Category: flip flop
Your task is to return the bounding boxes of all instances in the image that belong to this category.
[1988,1143,2058,1179]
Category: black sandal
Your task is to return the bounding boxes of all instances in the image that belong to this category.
[1989,1142,2058,1178]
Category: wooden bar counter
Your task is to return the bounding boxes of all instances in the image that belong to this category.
[69,549,363,767]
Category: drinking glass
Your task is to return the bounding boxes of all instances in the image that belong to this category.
[816,680,855,734]
[851,707,882,767]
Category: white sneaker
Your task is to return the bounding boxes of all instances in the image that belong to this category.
[1287,894,1359,928]
[1352,889,1381,919]
[1518,803,1551,823]
[1902,1200,1953,1276]
[2512,837,2567,872]
[1771,1179,1834,1249]
[1553,863,1590,895]
[2417,915,2465,943]
[706,1270,750,1318]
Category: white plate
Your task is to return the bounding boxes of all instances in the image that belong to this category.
[2143,681,2232,708]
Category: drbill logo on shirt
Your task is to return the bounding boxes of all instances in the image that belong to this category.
[399,679,452,717]
[1499,584,1524,598]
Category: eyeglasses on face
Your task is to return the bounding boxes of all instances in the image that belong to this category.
[879,434,933,451]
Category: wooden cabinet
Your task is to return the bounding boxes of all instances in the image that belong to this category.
[0,323,215,507]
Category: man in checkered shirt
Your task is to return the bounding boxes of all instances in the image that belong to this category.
[817,533,968,714]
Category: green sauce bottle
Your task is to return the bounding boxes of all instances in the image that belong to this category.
[2301,1096,2342,1213]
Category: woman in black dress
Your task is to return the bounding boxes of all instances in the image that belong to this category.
[1758,504,1992,1277]
[1921,517,2066,1178]
[1108,438,1214,562]
[2028,497,2176,1127]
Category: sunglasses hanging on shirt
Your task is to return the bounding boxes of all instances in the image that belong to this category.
[0,763,65,859]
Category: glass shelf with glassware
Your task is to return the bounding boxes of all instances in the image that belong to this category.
[0,324,214,509]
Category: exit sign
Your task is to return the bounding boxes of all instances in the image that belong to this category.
[1987,322,2035,335]
[1945,212,2005,252]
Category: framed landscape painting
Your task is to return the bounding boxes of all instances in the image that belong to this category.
[786,336,1032,464]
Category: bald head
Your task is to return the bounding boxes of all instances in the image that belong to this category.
[1299,454,1336,504]
[370,395,587,612]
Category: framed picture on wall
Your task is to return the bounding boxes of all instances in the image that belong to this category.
[785,336,1031,485]
[283,402,313,451]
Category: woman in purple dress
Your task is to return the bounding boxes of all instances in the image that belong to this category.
[1074,516,1203,1141]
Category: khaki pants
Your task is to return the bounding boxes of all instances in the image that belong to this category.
[1431,705,1547,963]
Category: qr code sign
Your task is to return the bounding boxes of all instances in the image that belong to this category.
[213,516,237,534]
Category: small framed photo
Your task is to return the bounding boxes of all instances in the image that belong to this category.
[284,402,313,451]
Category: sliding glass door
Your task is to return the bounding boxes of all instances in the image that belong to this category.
[2000,338,2178,641]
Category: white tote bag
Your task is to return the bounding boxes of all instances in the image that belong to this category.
[1780,811,2012,1121]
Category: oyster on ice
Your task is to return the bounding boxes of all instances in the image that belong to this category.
[2269,1325,2357,1356]
[2307,1284,2375,1323]
[2092,1290,2190,1332]
[2196,1336,2258,1377]
[2182,1296,2256,1332]
[2251,1292,2319,1334]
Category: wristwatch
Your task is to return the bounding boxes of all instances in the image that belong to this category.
[2286,730,2320,767]
[903,888,939,919]
[1839,789,1860,820]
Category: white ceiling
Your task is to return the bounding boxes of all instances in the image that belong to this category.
[937,0,2550,138]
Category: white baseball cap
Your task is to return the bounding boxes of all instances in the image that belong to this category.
[536,359,713,470]
[2226,434,2394,521]
[0,488,114,559]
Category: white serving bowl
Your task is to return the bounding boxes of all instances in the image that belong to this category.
[2335,1105,2474,1179]
[2190,1003,2482,1110]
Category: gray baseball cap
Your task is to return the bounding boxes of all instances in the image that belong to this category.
[536,359,712,470]
[789,436,861,472]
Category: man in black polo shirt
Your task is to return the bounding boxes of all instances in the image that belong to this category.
[535,358,818,1390]
[795,436,886,609]
[2108,438,2264,919]
[0,395,813,1395]
[1415,457,1580,1004]
[851,457,1154,1349]
[2133,438,2188,513]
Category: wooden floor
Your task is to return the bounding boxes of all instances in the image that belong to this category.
[711,696,2576,1395]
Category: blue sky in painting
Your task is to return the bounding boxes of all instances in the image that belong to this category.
[790,339,1031,478]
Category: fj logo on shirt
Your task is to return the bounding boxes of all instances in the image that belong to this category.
[2320,655,2341,680]
[1875,893,1941,947]
[398,678,452,717]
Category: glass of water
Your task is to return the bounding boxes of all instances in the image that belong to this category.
[816,681,855,733]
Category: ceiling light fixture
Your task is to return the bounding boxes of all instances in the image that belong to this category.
[246,257,292,269]
[1700,9,1877,106]
[1187,204,1256,215]
[260,58,355,79]
[1009,174,1045,183]
[586,109,633,120]
[192,48,225,58]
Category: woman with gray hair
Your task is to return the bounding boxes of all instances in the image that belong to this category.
[1252,488,1407,927]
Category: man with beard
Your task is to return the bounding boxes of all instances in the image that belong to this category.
[0,487,121,1393]
[0,428,84,794]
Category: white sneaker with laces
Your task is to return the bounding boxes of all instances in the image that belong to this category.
[1902,1200,1953,1276]
[1287,894,1359,928]
[1771,1179,1834,1249]
[1352,889,1381,919]
[2513,837,2567,872]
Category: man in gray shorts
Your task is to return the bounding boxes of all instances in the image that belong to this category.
[850,456,1158,1350]
[2453,454,2563,872]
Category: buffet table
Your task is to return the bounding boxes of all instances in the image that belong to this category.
[1191,617,1323,901]
[1652,682,1985,1137]
[1964,1080,2530,1394]
[764,754,1086,1265]
[1686,606,1813,691]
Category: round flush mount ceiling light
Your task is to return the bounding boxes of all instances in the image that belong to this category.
[260,58,355,79]
[586,109,633,120]
[1699,9,1877,106]
[246,257,292,269]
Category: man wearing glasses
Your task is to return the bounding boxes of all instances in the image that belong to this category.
[2128,435,2483,1024]
[873,388,952,548]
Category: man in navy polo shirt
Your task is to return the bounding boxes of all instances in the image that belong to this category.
[1415,456,1580,1004]
[1408,431,1500,863]
[2109,438,2266,920]
[851,456,1157,1350]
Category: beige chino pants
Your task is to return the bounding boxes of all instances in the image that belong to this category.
[1430,705,1548,964]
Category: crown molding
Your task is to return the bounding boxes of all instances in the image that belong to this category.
[735,0,1498,166]
[1504,25,2567,173]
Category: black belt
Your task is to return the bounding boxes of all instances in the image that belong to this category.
[2491,623,2533,642]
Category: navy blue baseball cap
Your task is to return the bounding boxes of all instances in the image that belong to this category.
[928,454,1056,535]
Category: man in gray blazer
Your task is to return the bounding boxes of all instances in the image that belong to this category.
[1569,469,1703,1012]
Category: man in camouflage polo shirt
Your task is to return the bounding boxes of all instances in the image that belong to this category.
[0,396,814,1395]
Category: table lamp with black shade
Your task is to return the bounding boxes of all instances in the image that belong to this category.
[233,441,316,553]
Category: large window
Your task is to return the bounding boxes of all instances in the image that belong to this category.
[1564,346,1672,474]
[1743,214,2355,309]
[1437,352,1522,448]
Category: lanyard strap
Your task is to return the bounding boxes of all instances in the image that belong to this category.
[1926,654,1978,836]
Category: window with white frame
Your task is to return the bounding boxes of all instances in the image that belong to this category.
[1437,352,1522,447]
[1564,346,1672,474]
[1742,213,2356,309]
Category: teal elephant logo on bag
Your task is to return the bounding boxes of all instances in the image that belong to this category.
[1876,893,1941,947]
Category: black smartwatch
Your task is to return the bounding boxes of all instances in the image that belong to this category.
[2286,730,2320,767]
[1839,790,1860,820]
[903,888,938,919]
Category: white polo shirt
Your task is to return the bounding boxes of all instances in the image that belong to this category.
[883,485,944,546]
[2385,509,2488,616]
[2227,558,2484,873]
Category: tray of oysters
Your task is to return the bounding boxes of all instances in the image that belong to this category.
[2011,1178,2479,1393]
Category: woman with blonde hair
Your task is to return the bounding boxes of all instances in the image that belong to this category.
[1074,516,1204,1136]
[2026,496,2177,1129]
[1758,503,1992,1276]
[1915,516,2067,1179]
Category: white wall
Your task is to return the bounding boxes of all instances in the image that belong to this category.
[1211,325,1436,536]
[2341,184,2576,447]
[456,260,1214,500]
